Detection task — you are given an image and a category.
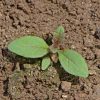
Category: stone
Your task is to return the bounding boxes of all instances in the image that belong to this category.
[61,94,68,98]
[61,81,71,92]
[89,70,96,75]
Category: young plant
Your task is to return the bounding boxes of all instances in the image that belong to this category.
[8,26,89,78]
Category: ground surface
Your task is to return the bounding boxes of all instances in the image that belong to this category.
[0,0,100,100]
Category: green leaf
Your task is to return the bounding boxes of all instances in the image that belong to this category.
[41,57,51,70]
[8,36,49,58]
[54,26,64,38]
[58,50,89,78]
[55,26,64,35]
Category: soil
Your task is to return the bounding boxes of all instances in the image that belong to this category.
[0,0,100,100]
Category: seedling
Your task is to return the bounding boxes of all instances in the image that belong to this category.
[8,26,89,78]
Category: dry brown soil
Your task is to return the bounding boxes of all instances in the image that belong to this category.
[0,0,100,100]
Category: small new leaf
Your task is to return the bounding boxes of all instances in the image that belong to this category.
[54,26,64,38]
[8,36,49,58]
[41,57,51,70]
[58,50,89,78]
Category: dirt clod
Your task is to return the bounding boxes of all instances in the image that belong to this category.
[95,49,100,59]
[61,81,71,92]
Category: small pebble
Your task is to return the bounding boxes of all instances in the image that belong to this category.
[71,45,76,49]
[25,84,31,89]
[62,94,68,98]
[89,70,96,75]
